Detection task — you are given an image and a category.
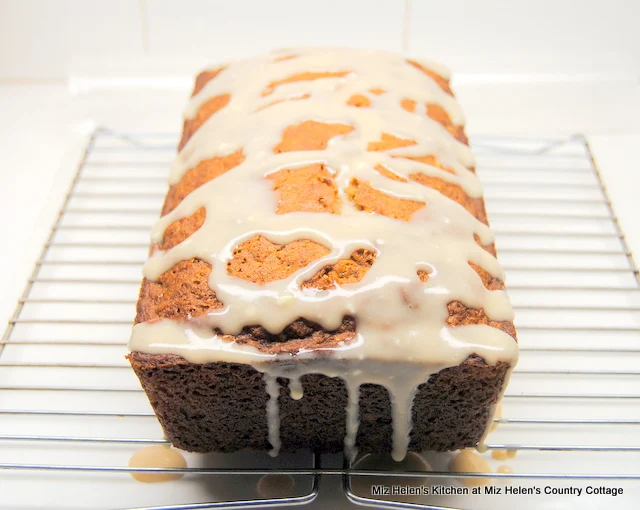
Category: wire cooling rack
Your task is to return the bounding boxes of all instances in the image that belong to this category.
[0,129,639,510]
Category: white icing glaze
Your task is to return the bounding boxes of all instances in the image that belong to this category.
[264,373,282,457]
[128,48,518,461]
[344,383,360,461]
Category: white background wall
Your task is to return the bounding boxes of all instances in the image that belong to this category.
[1,0,639,81]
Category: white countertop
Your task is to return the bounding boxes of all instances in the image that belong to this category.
[0,79,639,326]
[0,84,75,327]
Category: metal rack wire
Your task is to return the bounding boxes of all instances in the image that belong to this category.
[0,129,639,509]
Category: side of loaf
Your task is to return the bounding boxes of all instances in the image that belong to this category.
[128,49,518,460]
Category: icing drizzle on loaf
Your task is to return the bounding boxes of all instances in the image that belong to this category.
[128,48,518,461]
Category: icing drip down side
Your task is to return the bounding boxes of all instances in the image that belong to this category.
[128,48,518,461]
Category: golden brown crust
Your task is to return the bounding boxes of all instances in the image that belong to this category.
[192,69,223,96]
[426,103,468,145]
[162,150,245,215]
[409,172,488,225]
[274,120,354,153]
[402,154,456,174]
[475,233,497,258]
[302,249,376,290]
[417,269,431,282]
[158,207,206,252]
[178,94,231,151]
[267,163,341,214]
[177,69,227,150]
[407,60,452,95]
[227,235,330,285]
[346,178,425,221]
[374,164,408,182]
[367,132,416,152]
[347,94,371,107]
[469,261,505,291]
[401,98,417,113]
[447,301,516,340]
[136,259,221,324]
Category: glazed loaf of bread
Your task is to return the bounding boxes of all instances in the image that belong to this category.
[128,49,518,461]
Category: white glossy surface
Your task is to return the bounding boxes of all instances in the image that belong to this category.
[0,85,77,333]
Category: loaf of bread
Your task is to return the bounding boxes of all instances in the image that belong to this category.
[127,49,518,461]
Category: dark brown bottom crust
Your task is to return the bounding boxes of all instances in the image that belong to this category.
[128,352,508,454]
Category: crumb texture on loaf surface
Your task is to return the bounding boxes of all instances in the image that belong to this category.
[128,48,518,460]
